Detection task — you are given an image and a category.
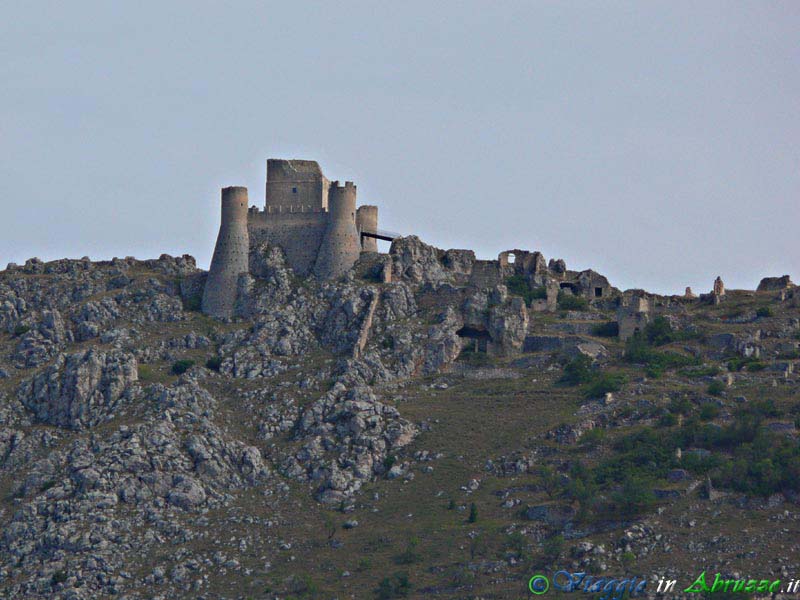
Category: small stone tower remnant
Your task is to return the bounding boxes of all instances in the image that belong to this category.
[617,293,651,340]
[202,186,250,318]
[314,181,362,279]
[712,276,725,304]
[713,276,725,296]
[356,205,379,252]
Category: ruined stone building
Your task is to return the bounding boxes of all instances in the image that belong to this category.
[617,293,651,340]
[203,159,382,317]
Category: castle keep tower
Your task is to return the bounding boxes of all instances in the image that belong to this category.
[313,181,362,279]
[264,159,329,212]
[202,186,250,318]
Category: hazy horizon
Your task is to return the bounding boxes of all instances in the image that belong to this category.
[1,2,798,294]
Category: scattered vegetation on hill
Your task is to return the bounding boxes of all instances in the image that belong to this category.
[505,275,546,306]
[624,317,700,377]
[170,359,195,375]
[559,355,627,398]
[556,291,588,311]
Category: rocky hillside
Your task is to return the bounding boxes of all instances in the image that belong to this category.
[0,239,798,599]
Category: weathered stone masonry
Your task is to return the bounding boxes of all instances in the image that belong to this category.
[202,186,250,318]
[203,159,379,318]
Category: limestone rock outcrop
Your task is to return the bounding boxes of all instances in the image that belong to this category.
[757,275,794,291]
[18,349,139,429]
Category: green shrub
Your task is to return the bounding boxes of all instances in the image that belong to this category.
[394,539,421,565]
[559,355,593,385]
[625,333,699,372]
[560,356,626,398]
[468,503,478,523]
[504,531,529,555]
[741,399,782,418]
[756,306,773,318]
[611,477,655,517]
[183,294,202,312]
[51,569,68,586]
[541,534,564,564]
[745,361,766,372]
[39,479,57,492]
[137,364,157,382]
[205,356,222,371]
[286,574,319,596]
[584,372,627,398]
[679,450,721,475]
[680,365,721,379]
[707,381,725,396]
[714,434,800,496]
[699,403,720,421]
[726,355,762,372]
[689,415,762,449]
[658,412,677,427]
[596,429,676,484]
[579,427,606,448]
[591,321,619,337]
[505,275,546,306]
[171,359,195,375]
[638,316,699,346]
[375,572,412,599]
[668,396,693,415]
[13,324,31,337]
[557,291,588,311]
[357,558,372,572]
[538,465,561,499]
[643,316,676,346]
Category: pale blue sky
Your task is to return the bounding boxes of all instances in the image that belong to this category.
[1,1,798,293]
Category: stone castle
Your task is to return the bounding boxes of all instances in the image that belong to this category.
[203,159,384,318]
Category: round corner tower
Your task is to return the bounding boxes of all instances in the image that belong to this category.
[202,186,250,318]
[356,205,379,252]
[313,181,362,279]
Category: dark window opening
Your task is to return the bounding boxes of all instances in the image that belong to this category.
[594,287,603,298]
[456,326,492,341]
[292,187,297,193]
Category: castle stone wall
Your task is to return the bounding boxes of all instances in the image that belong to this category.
[248,210,328,276]
[202,186,250,318]
[469,260,504,289]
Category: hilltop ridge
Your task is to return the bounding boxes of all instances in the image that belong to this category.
[0,236,798,598]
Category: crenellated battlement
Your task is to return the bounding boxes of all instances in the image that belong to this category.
[248,205,327,216]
